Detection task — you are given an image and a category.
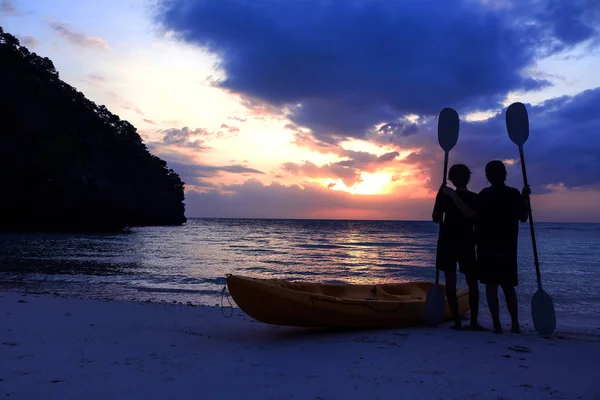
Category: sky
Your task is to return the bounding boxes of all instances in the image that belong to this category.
[2,0,600,222]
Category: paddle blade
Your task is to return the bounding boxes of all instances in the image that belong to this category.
[506,102,529,146]
[424,284,446,326]
[531,289,556,336]
[438,108,459,152]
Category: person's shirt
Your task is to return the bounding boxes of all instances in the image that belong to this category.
[475,184,528,249]
[433,189,478,245]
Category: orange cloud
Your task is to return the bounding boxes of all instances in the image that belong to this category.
[282,161,361,187]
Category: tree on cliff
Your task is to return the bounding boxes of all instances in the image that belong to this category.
[0,26,187,232]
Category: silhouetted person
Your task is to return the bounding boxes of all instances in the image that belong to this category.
[476,160,530,333]
[432,164,483,330]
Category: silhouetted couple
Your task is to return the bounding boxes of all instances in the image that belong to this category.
[432,160,530,333]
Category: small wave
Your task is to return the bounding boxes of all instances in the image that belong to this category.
[295,244,347,249]
[287,270,327,277]
[240,266,277,273]
[195,276,228,285]
[128,286,219,295]
[230,247,288,254]
[0,272,129,284]
[350,242,401,247]
[319,279,348,284]
[262,260,303,266]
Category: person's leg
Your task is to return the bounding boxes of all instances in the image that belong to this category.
[438,243,461,329]
[444,268,461,329]
[486,284,502,333]
[465,274,487,330]
[459,245,486,330]
[501,284,520,333]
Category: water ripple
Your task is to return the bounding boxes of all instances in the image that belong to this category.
[0,219,599,321]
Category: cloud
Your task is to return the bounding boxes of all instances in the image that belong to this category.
[291,130,338,154]
[146,86,600,222]
[527,0,600,50]
[208,165,264,174]
[161,157,265,187]
[86,74,105,83]
[183,179,436,220]
[143,142,265,188]
[281,150,399,187]
[153,0,600,221]
[285,85,600,195]
[0,0,17,15]
[17,35,37,48]
[155,0,598,144]
[159,125,239,149]
[144,145,197,166]
[511,87,600,189]
[182,177,600,222]
[121,103,144,116]
[49,20,109,50]
[282,161,361,187]
[191,179,219,190]
[377,119,420,139]
[384,86,600,193]
[161,127,208,148]
[219,123,240,134]
[375,151,400,163]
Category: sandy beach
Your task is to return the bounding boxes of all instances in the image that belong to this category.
[1,289,599,400]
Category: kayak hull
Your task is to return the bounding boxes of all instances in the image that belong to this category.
[226,275,470,329]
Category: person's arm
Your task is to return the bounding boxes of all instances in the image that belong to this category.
[519,186,531,222]
[443,187,477,219]
[432,185,446,223]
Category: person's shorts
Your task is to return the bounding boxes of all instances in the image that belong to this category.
[436,240,477,275]
[477,251,519,287]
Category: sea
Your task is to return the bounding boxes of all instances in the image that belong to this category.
[1,218,599,329]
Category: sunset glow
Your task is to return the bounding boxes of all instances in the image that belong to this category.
[328,172,394,195]
[2,0,600,221]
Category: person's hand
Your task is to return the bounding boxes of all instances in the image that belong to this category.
[443,187,455,196]
[522,185,531,198]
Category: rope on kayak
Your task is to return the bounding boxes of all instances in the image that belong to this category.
[371,285,379,300]
[220,273,233,318]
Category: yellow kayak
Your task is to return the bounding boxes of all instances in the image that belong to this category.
[226,274,469,328]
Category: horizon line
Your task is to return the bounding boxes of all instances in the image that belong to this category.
[184,217,600,224]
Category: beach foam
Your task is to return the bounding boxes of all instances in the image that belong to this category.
[1,290,599,400]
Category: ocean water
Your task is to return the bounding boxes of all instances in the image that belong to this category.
[1,218,599,328]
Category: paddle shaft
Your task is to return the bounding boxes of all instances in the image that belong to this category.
[518,145,543,290]
[435,151,450,286]
[442,151,449,187]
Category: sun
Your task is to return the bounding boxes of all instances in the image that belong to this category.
[328,172,393,195]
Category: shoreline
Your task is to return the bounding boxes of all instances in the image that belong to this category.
[2,279,599,335]
[2,289,600,400]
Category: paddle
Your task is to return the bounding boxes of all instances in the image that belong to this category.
[424,107,460,326]
[505,101,556,336]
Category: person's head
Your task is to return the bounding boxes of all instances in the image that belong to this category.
[485,160,507,186]
[448,163,471,188]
